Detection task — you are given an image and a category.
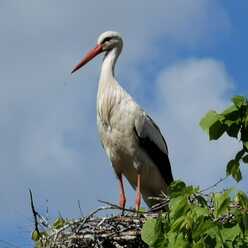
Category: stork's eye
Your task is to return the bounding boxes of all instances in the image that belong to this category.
[101,37,112,44]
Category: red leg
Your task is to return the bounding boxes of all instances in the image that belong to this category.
[118,174,126,209]
[135,174,141,211]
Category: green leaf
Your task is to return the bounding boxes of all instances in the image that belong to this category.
[203,226,219,246]
[53,217,65,229]
[213,191,231,218]
[241,126,248,142]
[200,111,226,140]
[204,225,219,238]
[192,220,215,241]
[167,231,177,248]
[169,180,186,197]
[195,195,208,207]
[235,149,245,161]
[222,104,238,117]
[192,207,209,219]
[173,233,191,248]
[241,213,248,233]
[226,159,242,182]
[169,196,189,220]
[141,217,165,247]
[245,115,248,128]
[221,224,241,242]
[184,185,197,195]
[226,123,241,138]
[244,142,248,152]
[32,230,40,241]
[209,120,225,140]
[183,215,193,231]
[232,96,247,108]
[236,191,248,209]
[34,240,42,248]
[141,218,157,246]
[171,216,185,232]
[243,154,248,163]
[200,111,221,132]
[193,239,206,248]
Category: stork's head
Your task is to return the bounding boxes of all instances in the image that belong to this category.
[71,31,123,74]
[97,31,123,51]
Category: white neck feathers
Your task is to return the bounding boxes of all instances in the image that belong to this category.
[99,47,120,84]
[97,46,123,126]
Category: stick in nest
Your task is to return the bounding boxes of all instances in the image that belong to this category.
[29,189,41,238]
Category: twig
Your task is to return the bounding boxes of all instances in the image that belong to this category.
[99,199,170,214]
[51,206,114,240]
[29,189,41,238]
[200,176,228,193]
[45,199,49,221]
[98,200,142,214]
[77,200,84,217]
[97,217,107,227]
[75,206,115,234]
[148,201,169,212]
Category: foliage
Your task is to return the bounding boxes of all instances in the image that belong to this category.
[142,181,248,247]
[142,96,248,248]
[200,95,248,182]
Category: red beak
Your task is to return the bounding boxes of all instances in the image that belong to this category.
[71,44,103,74]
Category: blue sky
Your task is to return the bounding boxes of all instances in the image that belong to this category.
[0,1,247,247]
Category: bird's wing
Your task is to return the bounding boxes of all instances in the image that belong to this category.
[134,112,173,185]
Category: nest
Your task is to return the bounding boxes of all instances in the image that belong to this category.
[42,213,150,247]
[30,191,167,248]
[34,206,159,248]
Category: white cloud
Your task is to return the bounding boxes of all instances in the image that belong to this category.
[154,58,239,187]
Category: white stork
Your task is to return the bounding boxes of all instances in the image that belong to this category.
[71,31,173,210]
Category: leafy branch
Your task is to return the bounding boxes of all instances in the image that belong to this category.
[142,181,248,247]
[200,95,248,182]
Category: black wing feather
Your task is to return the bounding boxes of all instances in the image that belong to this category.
[134,115,174,185]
